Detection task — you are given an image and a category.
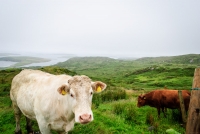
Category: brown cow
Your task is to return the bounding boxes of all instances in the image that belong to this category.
[137,89,190,118]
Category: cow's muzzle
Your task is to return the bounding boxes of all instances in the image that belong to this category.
[79,114,92,124]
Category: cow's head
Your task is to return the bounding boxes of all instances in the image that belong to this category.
[57,75,106,124]
[137,94,146,107]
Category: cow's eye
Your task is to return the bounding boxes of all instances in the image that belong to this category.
[70,94,74,98]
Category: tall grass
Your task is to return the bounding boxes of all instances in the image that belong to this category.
[113,101,139,125]
[93,87,127,108]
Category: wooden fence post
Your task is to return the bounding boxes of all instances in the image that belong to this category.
[178,90,187,124]
[186,67,200,134]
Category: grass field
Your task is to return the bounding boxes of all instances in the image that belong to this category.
[0,54,200,133]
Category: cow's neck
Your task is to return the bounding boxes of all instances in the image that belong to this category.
[144,92,155,106]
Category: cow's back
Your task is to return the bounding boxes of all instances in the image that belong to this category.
[160,90,190,110]
[11,69,53,100]
[10,69,71,119]
[160,90,179,109]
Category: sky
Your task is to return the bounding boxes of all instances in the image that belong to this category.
[0,0,200,58]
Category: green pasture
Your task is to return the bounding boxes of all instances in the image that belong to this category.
[1,54,200,133]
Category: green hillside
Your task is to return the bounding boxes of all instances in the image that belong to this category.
[55,57,147,79]
[135,54,200,64]
[1,54,199,134]
[55,54,199,89]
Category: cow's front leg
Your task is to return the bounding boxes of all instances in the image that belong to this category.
[64,119,75,133]
[36,118,51,134]
[37,122,51,134]
[58,121,75,134]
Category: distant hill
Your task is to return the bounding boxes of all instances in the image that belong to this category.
[54,56,135,81]
[55,54,200,72]
[54,54,199,88]
[135,54,200,64]
[55,57,120,71]
[0,56,50,68]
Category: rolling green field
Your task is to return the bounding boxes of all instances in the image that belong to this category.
[55,54,199,90]
[0,54,200,134]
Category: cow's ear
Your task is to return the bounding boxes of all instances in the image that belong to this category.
[143,95,146,100]
[57,84,70,95]
[92,81,107,93]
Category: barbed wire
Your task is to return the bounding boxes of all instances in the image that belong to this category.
[191,87,200,90]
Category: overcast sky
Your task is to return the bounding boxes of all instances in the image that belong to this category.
[0,0,200,58]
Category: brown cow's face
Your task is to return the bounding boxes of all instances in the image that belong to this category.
[137,95,146,107]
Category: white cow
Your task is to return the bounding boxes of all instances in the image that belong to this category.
[10,69,107,134]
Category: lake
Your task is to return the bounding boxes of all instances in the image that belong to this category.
[22,56,70,67]
[0,53,75,68]
[0,61,18,67]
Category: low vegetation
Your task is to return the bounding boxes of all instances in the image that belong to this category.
[1,54,200,133]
